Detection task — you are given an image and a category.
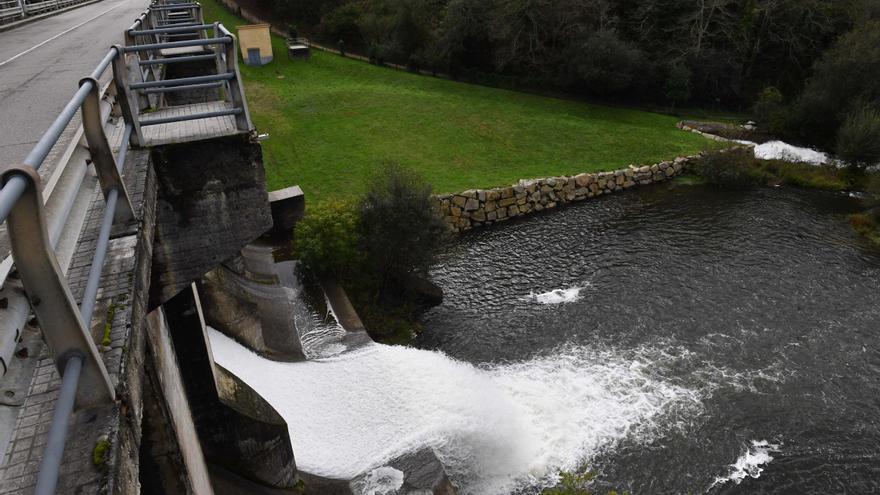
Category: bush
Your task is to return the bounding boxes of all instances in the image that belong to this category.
[359,163,446,296]
[695,148,766,188]
[294,164,446,343]
[867,173,880,220]
[294,200,362,279]
[543,471,595,495]
[836,107,880,168]
[752,86,788,134]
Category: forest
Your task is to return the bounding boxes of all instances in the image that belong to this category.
[257,0,880,160]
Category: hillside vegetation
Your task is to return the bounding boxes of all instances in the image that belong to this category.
[201,0,710,201]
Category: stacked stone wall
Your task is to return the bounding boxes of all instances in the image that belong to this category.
[433,154,701,232]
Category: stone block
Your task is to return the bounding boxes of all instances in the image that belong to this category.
[267,185,305,233]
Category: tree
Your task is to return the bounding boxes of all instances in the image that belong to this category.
[791,20,880,148]
[359,163,446,297]
[318,3,364,47]
[568,29,644,96]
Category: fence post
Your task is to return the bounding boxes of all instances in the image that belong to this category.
[16,0,26,17]
[111,46,144,146]
[0,165,115,408]
[78,76,136,222]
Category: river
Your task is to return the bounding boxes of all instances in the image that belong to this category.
[414,182,880,493]
[210,181,880,494]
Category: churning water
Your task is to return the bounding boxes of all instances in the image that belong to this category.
[210,182,880,494]
[209,329,703,494]
[416,183,880,493]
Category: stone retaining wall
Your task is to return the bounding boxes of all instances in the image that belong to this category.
[432,154,701,232]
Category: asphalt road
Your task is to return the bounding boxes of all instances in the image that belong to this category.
[0,0,148,166]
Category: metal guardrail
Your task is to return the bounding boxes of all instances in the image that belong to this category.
[0,0,252,492]
[0,0,93,25]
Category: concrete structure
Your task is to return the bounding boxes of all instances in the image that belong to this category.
[237,24,272,66]
[0,2,460,493]
[0,2,297,493]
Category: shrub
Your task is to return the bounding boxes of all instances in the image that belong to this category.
[359,163,446,295]
[294,200,362,279]
[867,172,880,220]
[848,213,880,247]
[295,164,447,343]
[836,107,880,168]
[695,148,766,188]
[752,86,789,134]
[543,471,595,495]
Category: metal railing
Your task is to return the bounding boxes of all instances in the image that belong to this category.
[0,0,93,25]
[0,1,251,492]
[118,0,252,145]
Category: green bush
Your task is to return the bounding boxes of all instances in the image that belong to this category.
[836,107,880,168]
[294,164,446,343]
[294,200,362,279]
[695,148,766,188]
[359,163,446,295]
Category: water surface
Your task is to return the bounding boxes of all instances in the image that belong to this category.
[416,183,880,493]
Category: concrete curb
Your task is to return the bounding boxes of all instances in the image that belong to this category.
[0,0,104,33]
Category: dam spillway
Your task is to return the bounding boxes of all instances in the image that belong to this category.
[208,328,702,494]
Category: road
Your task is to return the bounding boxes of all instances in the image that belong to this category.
[0,0,147,166]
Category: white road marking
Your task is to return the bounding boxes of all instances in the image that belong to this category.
[0,0,130,68]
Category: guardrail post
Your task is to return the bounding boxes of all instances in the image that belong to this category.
[79,76,136,222]
[111,45,145,147]
[16,0,26,17]
[0,165,115,408]
[223,32,253,132]
[213,22,226,96]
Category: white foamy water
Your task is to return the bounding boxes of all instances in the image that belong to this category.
[526,286,585,304]
[735,139,858,168]
[753,141,832,165]
[208,328,702,494]
[710,440,781,489]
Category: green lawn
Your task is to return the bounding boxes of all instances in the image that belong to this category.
[201,0,711,202]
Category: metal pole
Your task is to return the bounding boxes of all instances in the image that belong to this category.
[78,188,118,324]
[33,355,83,495]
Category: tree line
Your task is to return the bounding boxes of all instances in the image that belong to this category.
[270,0,880,161]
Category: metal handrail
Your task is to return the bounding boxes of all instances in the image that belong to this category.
[0,1,251,490]
[0,0,94,24]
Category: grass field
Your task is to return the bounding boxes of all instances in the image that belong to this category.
[200,0,711,202]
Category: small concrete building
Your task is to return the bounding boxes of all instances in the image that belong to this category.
[237,24,273,66]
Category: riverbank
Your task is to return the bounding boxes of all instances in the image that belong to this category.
[433,153,701,232]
